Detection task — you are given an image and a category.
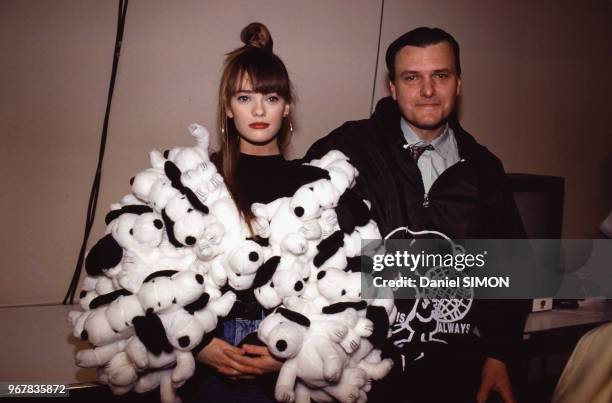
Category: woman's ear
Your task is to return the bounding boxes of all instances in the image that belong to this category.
[226,109,234,118]
[283,104,290,117]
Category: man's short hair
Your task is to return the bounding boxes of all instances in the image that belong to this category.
[385,27,461,81]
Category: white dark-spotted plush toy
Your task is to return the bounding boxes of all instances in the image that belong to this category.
[70,123,393,403]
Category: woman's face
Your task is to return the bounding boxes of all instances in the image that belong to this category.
[227,77,290,155]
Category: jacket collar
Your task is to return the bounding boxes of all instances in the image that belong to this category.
[371,96,481,161]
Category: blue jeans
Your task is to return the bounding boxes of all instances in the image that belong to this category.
[182,317,275,403]
[222,318,261,346]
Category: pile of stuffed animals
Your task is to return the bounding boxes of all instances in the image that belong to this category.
[68,123,396,403]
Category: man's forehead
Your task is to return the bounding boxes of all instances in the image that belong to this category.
[394,42,457,72]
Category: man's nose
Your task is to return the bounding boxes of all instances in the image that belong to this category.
[252,97,264,116]
[420,77,435,98]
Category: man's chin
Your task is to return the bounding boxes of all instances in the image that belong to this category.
[410,119,447,132]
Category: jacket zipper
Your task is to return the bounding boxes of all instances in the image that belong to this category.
[422,158,466,208]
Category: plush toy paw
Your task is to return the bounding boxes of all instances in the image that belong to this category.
[275,386,296,403]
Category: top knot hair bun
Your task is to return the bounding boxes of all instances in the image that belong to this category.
[240,22,273,52]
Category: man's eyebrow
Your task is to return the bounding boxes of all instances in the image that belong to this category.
[399,70,421,76]
[433,69,453,73]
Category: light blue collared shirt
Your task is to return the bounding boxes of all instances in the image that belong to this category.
[400,118,461,192]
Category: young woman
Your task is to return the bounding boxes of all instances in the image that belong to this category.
[183,22,307,402]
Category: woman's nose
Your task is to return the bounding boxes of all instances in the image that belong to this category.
[252,97,264,116]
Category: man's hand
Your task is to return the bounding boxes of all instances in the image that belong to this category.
[195,337,261,379]
[476,357,516,403]
[224,344,283,379]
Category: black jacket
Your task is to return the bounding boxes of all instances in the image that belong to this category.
[305,96,527,364]
[306,97,525,240]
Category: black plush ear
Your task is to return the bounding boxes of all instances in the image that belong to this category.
[252,256,281,288]
[164,161,183,189]
[322,301,367,314]
[184,292,210,314]
[313,231,344,268]
[133,310,174,356]
[161,209,184,248]
[299,165,331,184]
[183,188,209,214]
[335,189,370,234]
[277,307,311,327]
[85,234,123,276]
[345,256,362,273]
[105,205,154,225]
[143,269,179,283]
[89,289,132,309]
[282,165,331,196]
[164,161,210,215]
[366,305,390,347]
[248,235,270,247]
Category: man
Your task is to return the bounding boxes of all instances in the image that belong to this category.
[306,27,527,403]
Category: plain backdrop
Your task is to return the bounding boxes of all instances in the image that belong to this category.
[1,0,611,306]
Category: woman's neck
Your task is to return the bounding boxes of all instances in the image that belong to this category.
[239,139,280,155]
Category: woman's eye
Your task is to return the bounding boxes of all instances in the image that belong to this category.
[267,95,280,103]
[237,95,250,102]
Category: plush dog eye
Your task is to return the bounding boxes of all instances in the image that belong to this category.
[129,229,134,235]
[187,208,193,213]
[249,252,259,262]
[294,281,303,292]
[276,340,287,352]
[270,282,275,288]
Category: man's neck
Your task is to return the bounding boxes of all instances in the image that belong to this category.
[407,122,446,143]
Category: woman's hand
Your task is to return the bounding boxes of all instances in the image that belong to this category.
[195,337,262,378]
[223,344,283,379]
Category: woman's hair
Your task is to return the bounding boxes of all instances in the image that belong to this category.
[215,22,293,224]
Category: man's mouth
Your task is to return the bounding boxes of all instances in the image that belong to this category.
[249,122,270,129]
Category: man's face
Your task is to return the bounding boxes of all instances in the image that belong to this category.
[389,42,461,136]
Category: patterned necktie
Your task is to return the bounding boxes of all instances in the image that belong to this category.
[408,144,434,162]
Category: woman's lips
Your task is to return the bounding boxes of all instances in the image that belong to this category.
[249,122,270,129]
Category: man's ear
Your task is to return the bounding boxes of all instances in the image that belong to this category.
[456,76,462,97]
[389,80,397,100]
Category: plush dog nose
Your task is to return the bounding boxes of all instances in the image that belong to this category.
[294,281,303,292]
[293,207,304,217]
[179,336,191,348]
[249,252,259,262]
[154,219,163,229]
[276,340,287,352]
[185,236,196,246]
[195,274,204,284]
[80,330,88,341]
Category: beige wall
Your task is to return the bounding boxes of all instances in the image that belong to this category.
[1,0,611,306]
